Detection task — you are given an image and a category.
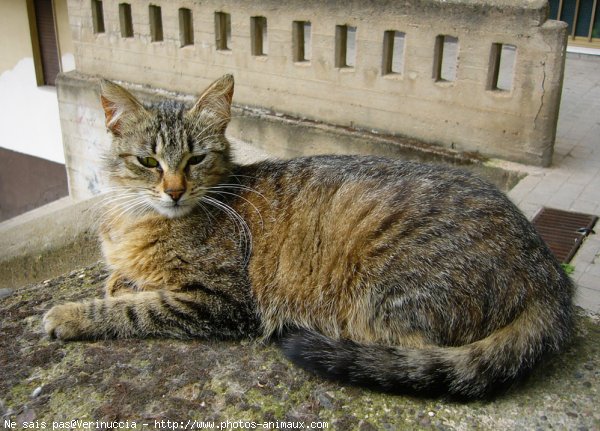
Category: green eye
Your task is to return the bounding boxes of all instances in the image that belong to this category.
[137,156,160,169]
[187,154,206,166]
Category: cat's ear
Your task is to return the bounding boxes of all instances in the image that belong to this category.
[100,79,147,137]
[187,74,234,133]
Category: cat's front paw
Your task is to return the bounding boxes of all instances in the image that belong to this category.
[43,302,92,340]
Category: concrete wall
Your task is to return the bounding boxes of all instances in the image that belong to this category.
[62,0,568,168]
[0,0,35,73]
[58,71,522,200]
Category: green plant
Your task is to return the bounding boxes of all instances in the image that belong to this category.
[561,263,575,275]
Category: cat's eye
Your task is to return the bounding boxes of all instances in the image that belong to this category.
[187,155,206,166]
[137,156,160,169]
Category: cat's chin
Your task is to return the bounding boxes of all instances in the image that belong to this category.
[152,203,194,219]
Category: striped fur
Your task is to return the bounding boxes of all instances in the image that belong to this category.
[43,75,574,398]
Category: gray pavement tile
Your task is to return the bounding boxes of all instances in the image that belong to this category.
[575,285,600,313]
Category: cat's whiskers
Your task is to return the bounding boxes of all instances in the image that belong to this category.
[89,190,148,230]
[110,197,154,222]
[206,196,251,254]
[210,183,269,204]
[100,192,155,226]
[196,200,239,244]
[200,195,253,266]
[196,201,217,224]
[200,196,248,250]
[204,188,264,229]
[95,186,149,203]
[96,190,149,212]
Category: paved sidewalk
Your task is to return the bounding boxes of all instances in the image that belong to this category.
[507,53,600,313]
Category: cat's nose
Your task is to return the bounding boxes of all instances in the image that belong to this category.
[165,188,185,202]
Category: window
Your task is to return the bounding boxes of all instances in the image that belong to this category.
[149,5,163,42]
[382,31,405,75]
[487,43,516,92]
[31,0,61,85]
[92,0,105,34]
[119,3,133,38]
[292,21,311,62]
[179,8,194,46]
[250,16,267,56]
[433,35,458,82]
[215,12,231,50]
[335,25,356,68]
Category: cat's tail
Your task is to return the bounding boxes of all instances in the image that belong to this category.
[280,303,573,399]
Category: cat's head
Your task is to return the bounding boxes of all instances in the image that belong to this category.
[100,74,234,218]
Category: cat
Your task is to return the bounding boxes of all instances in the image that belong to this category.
[43,74,574,399]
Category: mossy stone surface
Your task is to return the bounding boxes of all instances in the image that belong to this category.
[1,263,598,430]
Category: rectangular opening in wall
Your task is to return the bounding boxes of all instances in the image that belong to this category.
[119,3,133,38]
[382,30,405,75]
[250,16,267,56]
[149,5,163,42]
[487,43,516,92]
[215,12,231,50]
[292,21,311,62]
[335,25,356,68]
[433,35,458,82]
[346,26,356,67]
[179,8,194,46]
[32,0,60,85]
[91,0,105,34]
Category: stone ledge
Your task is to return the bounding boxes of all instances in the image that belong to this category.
[1,262,598,429]
[0,196,103,291]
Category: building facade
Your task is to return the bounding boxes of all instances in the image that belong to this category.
[0,0,75,221]
[59,0,568,199]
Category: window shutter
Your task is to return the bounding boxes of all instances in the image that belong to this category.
[33,0,60,86]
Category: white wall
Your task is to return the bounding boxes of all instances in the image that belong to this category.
[0,54,75,164]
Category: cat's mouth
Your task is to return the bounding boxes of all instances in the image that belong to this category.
[152,198,194,218]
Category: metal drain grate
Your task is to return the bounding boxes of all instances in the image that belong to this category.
[531,207,598,263]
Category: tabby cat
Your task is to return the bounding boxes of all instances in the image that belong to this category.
[43,74,574,398]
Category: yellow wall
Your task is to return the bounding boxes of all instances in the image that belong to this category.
[54,0,74,61]
[0,0,33,73]
[0,0,74,75]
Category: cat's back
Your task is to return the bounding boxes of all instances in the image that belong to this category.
[238,154,523,229]
[239,155,571,343]
[248,156,563,290]
[241,154,499,195]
